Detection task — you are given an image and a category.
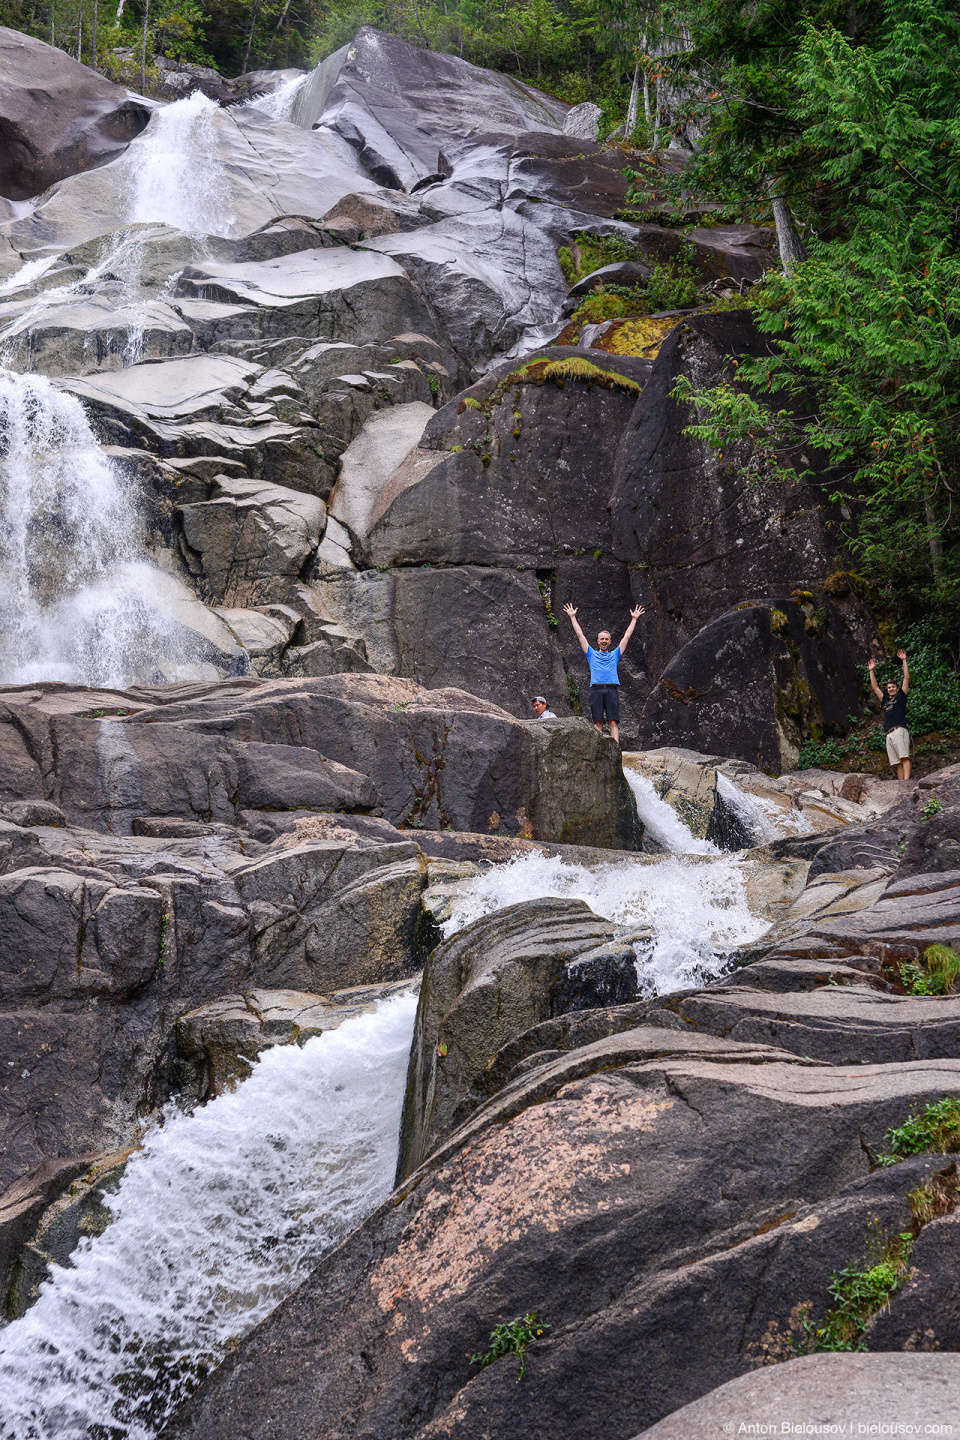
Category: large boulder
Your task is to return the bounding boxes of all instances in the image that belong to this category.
[397,898,627,1178]
[0,27,151,201]
[0,675,641,846]
[633,1354,960,1439]
[637,598,867,772]
[291,26,569,188]
[325,347,652,734]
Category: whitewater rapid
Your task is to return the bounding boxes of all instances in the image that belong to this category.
[0,993,417,1440]
[441,767,773,994]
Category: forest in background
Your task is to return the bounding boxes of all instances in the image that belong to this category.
[1,0,958,750]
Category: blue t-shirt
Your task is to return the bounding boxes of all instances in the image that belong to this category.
[586,645,621,685]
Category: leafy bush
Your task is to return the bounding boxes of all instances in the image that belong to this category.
[569,287,649,329]
[470,1313,550,1381]
[880,1096,960,1163]
[645,255,703,311]
[900,944,960,996]
[805,1231,913,1352]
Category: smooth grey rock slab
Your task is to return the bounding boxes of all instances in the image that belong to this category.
[292,26,567,189]
[329,400,435,547]
[632,1353,960,1438]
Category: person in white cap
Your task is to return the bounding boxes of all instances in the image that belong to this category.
[531,696,557,719]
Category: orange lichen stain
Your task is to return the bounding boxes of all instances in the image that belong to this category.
[372,1086,674,1319]
[487,811,501,831]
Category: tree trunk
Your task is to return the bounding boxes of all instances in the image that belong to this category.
[241,0,261,75]
[923,491,945,585]
[767,180,807,276]
[625,63,639,135]
[641,28,651,123]
[91,0,98,68]
[139,0,149,92]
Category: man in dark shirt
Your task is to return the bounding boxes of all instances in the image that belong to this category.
[868,648,911,779]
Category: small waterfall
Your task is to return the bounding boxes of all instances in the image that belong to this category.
[0,370,207,686]
[0,992,418,1440]
[442,850,769,995]
[246,72,308,122]
[127,90,236,238]
[624,770,719,855]
[715,772,812,846]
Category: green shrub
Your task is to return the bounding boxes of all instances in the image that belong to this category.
[900,944,960,996]
[880,1096,960,1163]
[470,1313,550,1381]
[645,255,702,310]
[570,288,648,329]
[805,1232,913,1352]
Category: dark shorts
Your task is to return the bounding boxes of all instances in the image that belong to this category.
[589,684,620,724]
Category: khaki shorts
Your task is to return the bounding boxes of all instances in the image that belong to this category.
[886,726,912,764]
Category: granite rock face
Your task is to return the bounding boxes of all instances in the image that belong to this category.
[0,32,876,752]
[0,674,642,844]
[0,27,151,201]
[632,1354,960,1440]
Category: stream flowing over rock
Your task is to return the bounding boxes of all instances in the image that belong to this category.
[0,22,958,1440]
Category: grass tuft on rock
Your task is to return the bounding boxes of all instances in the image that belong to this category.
[880,1096,960,1164]
[899,944,960,997]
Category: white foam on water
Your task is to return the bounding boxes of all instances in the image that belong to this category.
[0,991,418,1440]
[624,769,719,855]
[128,90,236,238]
[0,369,210,686]
[0,257,59,297]
[442,850,770,995]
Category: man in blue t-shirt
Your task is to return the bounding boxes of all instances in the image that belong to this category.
[563,600,644,746]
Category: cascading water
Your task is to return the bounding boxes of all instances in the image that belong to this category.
[441,764,777,993]
[0,370,208,686]
[0,91,252,686]
[246,73,308,122]
[126,89,236,238]
[0,992,417,1440]
[443,848,769,993]
[624,769,719,855]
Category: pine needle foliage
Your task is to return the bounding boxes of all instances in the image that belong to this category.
[670,0,960,630]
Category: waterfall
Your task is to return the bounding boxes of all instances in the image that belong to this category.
[442,849,769,995]
[0,370,208,687]
[246,73,308,122]
[716,772,812,846]
[0,992,418,1440]
[624,769,719,855]
[127,89,236,238]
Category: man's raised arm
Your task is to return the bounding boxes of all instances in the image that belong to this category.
[898,648,910,694]
[563,603,590,654]
[867,657,883,701]
[618,604,645,655]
